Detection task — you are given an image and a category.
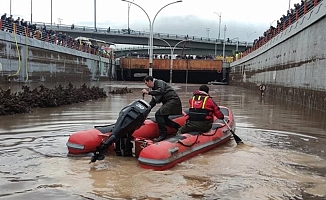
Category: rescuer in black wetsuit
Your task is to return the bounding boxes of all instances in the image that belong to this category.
[142,76,182,142]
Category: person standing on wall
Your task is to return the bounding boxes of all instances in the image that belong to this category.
[142,76,182,142]
[176,85,224,135]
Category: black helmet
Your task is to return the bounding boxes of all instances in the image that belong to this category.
[199,85,209,93]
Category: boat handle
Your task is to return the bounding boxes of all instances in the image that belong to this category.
[168,147,179,154]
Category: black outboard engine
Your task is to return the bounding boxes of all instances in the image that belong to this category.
[90,99,151,163]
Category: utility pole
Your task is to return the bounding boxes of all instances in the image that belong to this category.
[213,12,222,56]
[10,0,12,16]
[51,0,53,28]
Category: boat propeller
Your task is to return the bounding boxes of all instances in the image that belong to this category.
[88,152,105,164]
[88,136,115,164]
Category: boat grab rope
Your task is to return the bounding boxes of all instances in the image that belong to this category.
[177,127,219,147]
[177,134,200,147]
[201,126,219,136]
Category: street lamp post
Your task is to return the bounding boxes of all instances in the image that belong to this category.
[31,0,33,23]
[214,12,221,56]
[127,0,134,34]
[213,12,221,40]
[51,0,52,28]
[170,39,188,84]
[94,0,97,30]
[10,0,12,16]
[121,0,182,77]
[148,37,188,84]
[222,25,227,62]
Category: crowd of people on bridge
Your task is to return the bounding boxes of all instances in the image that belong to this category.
[242,0,322,59]
[0,13,112,59]
[1,13,37,34]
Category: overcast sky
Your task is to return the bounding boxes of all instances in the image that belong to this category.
[1,0,301,43]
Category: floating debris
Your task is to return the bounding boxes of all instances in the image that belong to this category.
[0,83,107,116]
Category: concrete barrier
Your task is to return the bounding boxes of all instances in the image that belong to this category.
[230,2,326,111]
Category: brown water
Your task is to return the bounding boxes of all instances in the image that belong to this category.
[0,82,325,200]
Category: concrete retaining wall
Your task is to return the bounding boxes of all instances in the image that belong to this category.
[0,30,113,83]
[230,2,326,111]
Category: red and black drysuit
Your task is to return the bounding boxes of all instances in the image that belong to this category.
[177,90,224,134]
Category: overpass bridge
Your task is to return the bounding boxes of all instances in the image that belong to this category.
[40,23,251,57]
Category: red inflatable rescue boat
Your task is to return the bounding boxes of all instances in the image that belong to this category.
[66,99,239,170]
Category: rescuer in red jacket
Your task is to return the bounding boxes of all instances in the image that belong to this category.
[176,85,224,135]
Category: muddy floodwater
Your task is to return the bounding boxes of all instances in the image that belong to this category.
[0,81,325,200]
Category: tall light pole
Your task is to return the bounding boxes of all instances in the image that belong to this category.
[121,0,182,77]
[170,39,188,84]
[127,0,134,34]
[156,37,188,84]
[31,0,33,23]
[51,0,53,28]
[222,25,227,62]
[214,12,221,56]
[94,0,97,30]
[10,0,12,16]
[214,12,221,40]
[154,38,173,84]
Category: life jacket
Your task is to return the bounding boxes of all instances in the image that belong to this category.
[188,94,213,121]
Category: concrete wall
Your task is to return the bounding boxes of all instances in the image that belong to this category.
[230,2,326,111]
[0,30,112,83]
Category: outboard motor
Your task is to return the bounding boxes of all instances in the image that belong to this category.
[90,99,151,163]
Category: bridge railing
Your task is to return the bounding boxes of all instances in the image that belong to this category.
[38,22,252,47]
